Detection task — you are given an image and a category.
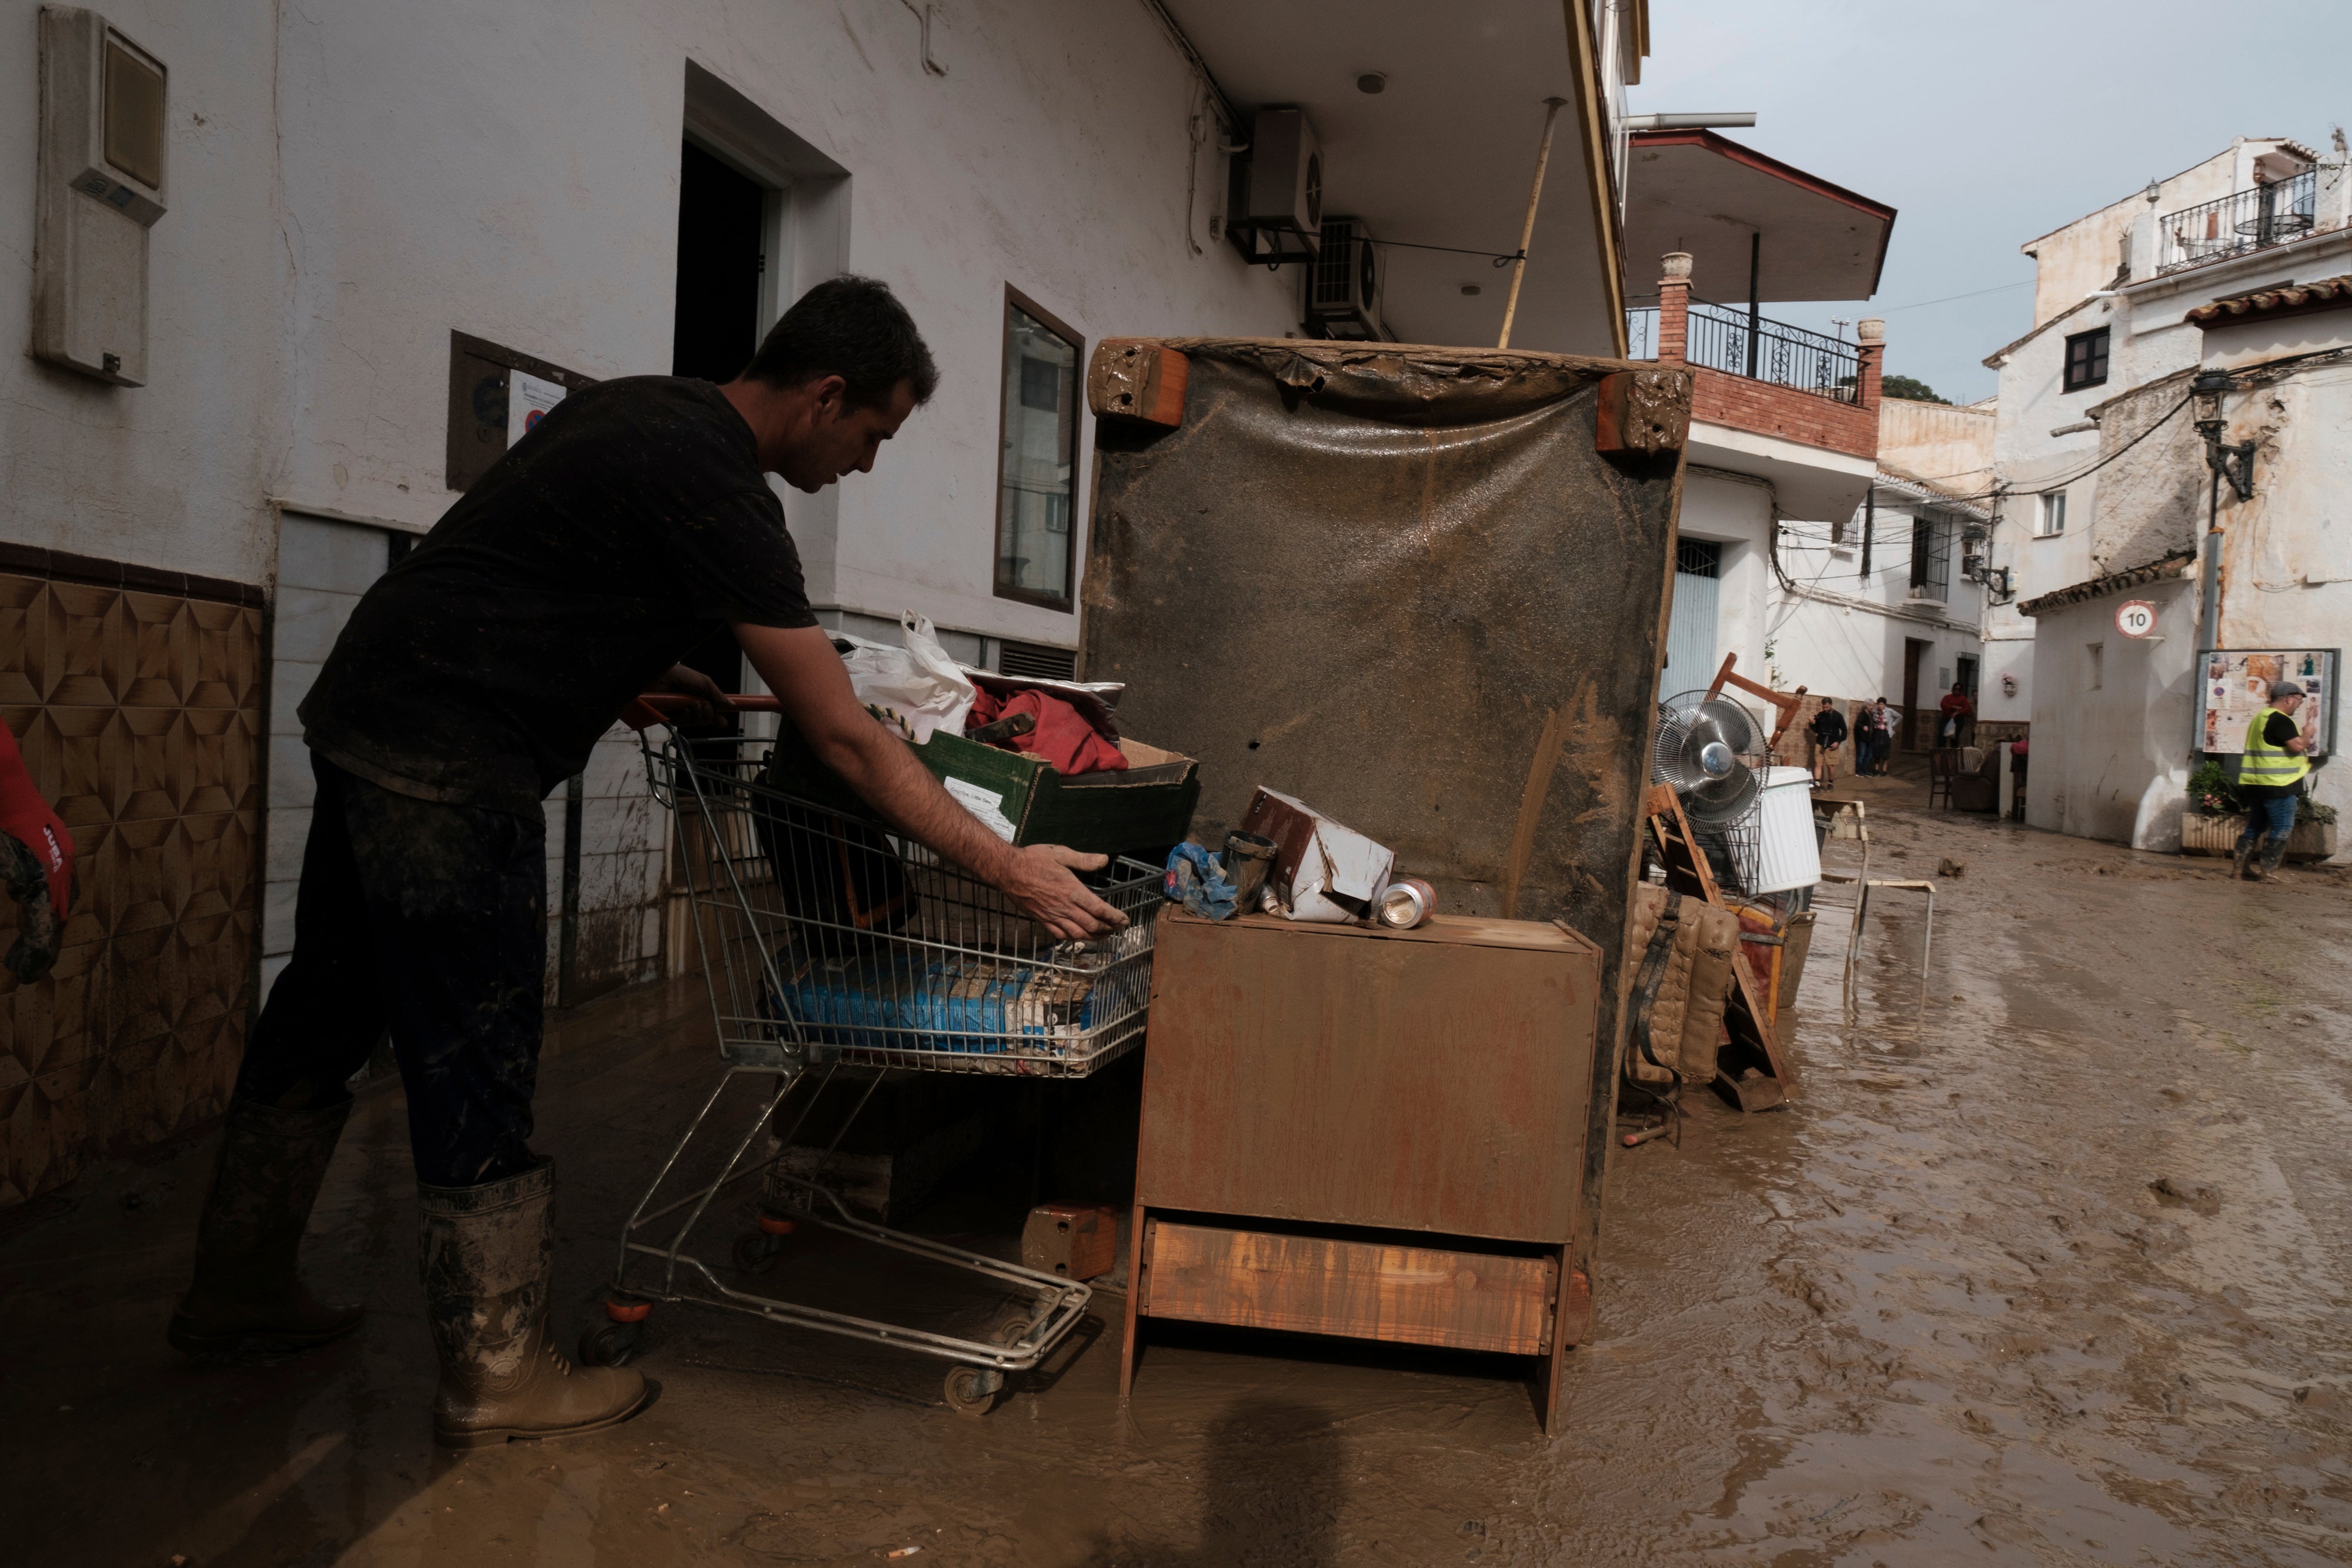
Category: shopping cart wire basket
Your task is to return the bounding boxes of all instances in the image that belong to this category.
[584,696,1161,1415]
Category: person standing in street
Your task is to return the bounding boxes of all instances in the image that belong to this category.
[1938,681,1975,750]
[1853,697,1888,778]
[2233,680,2313,882]
[167,277,1126,1449]
[1809,697,1848,788]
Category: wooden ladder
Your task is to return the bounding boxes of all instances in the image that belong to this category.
[1642,783,1796,1112]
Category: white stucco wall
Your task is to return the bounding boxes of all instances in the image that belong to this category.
[2211,359,2352,835]
[1670,469,1772,694]
[2024,578,2197,850]
[1772,493,1983,734]
[1,0,288,586]
[5,0,1301,647]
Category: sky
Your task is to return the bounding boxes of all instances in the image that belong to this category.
[1623,0,2352,404]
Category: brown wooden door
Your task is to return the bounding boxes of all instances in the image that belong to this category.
[1902,638,1927,750]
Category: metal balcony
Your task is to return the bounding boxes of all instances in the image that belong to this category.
[2157,170,2319,275]
[1625,297,1860,403]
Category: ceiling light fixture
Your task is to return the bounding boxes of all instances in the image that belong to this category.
[1357,72,1387,94]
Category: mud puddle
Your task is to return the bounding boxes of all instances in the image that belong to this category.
[4,792,2350,1564]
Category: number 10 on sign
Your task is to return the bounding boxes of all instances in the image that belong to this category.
[2115,600,2157,639]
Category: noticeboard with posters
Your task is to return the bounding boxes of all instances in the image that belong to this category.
[2199,648,2338,756]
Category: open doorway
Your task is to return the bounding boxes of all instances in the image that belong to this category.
[670,139,770,705]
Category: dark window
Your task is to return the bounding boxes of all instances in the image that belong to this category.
[1676,539,1722,579]
[995,292,1083,609]
[2062,327,2109,392]
[1909,513,1950,601]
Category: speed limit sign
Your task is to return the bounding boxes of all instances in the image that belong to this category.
[2115,600,2157,638]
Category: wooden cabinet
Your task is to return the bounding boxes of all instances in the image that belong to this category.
[1121,910,1605,1432]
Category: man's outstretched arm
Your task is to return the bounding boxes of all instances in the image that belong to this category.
[733,622,1126,941]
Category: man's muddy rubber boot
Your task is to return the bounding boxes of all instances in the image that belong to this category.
[169,1097,366,1355]
[2233,837,2260,880]
[419,1163,649,1449]
[2257,835,2291,882]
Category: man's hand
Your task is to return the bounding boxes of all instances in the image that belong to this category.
[733,624,1129,941]
[1000,844,1125,942]
[656,662,731,727]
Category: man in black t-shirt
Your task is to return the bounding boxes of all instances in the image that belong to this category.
[171,278,1124,1447]
[1809,697,1849,787]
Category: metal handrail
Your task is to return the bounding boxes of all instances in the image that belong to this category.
[2157,171,2319,275]
[1622,297,1860,404]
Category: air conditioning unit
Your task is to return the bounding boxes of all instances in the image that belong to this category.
[1305,218,1385,340]
[1226,107,1322,265]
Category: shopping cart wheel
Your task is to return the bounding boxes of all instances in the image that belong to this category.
[942,1365,1005,1418]
[579,1320,643,1368]
[733,1231,783,1275]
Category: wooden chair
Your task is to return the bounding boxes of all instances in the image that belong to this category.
[1925,748,1959,811]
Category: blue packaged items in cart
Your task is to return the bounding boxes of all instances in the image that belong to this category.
[767,952,1100,1055]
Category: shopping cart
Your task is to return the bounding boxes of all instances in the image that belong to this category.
[580,694,1162,1415]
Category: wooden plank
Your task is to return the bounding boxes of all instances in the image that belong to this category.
[1086,340,1189,427]
[1118,1205,1148,1399]
[1177,908,1602,957]
[1136,914,1599,1242]
[1538,1254,1588,1434]
[1139,1222,1558,1357]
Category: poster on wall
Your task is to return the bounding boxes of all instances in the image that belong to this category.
[507,370,568,447]
[2199,648,2338,755]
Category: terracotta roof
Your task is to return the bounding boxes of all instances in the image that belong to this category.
[2186,273,2352,327]
[2015,549,2196,617]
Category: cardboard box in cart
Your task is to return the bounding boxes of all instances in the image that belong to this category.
[761,722,1201,857]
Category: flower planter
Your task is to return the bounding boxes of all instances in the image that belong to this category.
[2180,812,2338,862]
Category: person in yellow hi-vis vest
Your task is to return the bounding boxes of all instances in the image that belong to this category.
[2233,680,2312,881]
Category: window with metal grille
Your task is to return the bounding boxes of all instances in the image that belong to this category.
[2062,327,2109,392]
[1676,539,1722,578]
[1909,513,1950,601]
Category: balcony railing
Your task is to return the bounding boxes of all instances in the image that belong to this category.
[1624,297,1860,403]
[2157,170,2318,275]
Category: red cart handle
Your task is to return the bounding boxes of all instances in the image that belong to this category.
[623,691,784,731]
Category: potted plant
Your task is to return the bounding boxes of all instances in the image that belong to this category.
[2180,759,2244,857]
[2290,796,2339,862]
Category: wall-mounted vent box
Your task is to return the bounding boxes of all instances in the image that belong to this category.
[34,6,168,386]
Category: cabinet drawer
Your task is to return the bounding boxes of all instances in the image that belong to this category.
[1139,1219,1557,1356]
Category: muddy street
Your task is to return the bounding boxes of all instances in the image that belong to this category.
[4,787,2350,1566]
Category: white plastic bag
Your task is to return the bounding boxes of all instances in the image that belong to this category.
[837,612,975,743]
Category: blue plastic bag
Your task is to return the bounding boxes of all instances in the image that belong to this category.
[1162,841,1238,920]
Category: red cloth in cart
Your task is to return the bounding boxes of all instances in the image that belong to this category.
[967,688,1128,775]
[0,717,72,924]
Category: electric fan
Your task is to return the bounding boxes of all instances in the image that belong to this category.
[1652,690,1772,894]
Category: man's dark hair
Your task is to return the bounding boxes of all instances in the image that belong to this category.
[741,275,939,408]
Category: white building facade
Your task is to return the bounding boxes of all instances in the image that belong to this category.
[1995,136,2352,852]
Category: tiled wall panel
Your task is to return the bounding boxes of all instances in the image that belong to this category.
[0,571,263,1206]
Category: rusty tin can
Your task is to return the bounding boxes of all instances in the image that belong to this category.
[1376,877,1435,930]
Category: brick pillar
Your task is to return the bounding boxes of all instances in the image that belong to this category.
[1657,252,1692,363]
[1855,316,1885,412]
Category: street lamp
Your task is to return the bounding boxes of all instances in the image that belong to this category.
[2191,368,2256,500]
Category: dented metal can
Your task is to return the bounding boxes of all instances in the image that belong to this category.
[1376,878,1435,929]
